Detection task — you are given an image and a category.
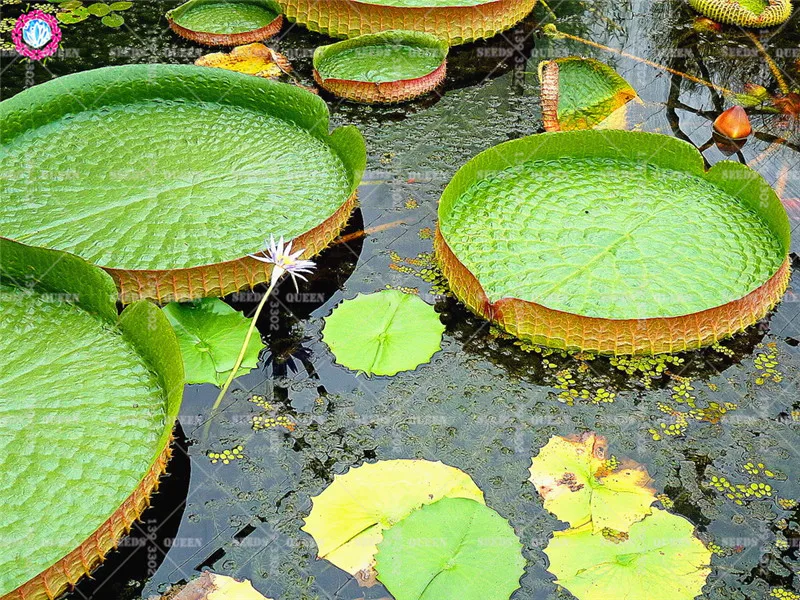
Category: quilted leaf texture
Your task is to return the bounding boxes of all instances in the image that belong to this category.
[0,64,366,303]
[276,0,539,46]
[0,238,184,600]
[688,0,791,27]
[313,30,449,104]
[436,130,791,354]
[167,0,284,46]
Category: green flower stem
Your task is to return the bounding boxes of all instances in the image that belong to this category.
[206,267,283,433]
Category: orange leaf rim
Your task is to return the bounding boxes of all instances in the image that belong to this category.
[110,191,358,304]
[435,130,792,355]
[1,65,367,305]
[312,30,449,104]
[167,0,284,46]
[276,0,539,46]
[2,440,174,600]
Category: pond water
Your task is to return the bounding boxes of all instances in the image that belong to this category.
[2,1,799,599]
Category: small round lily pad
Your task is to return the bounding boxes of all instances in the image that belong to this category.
[436,130,791,354]
[322,290,446,376]
[375,497,525,600]
[313,30,448,104]
[167,0,284,46]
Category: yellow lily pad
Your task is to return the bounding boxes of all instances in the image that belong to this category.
[529,432,657,532]
[302,459,484,583]
[195,43,292,78]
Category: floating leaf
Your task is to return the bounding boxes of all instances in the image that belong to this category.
[313,31,448,104]
[436,130,790,354]
[87,2,111,16]
[544,509,712,600]
[167,0,283,46]
[0,65,366,304]
[101,12,124,26]
[529,433,657,532]
[375,497,525,600]
[688,0,791,27]
[538,57,637,132]
[58,0,83,8]
[109,0,133,9]
[163,297,265,387]
[196,43,292,78]
[322,290,445,376]
[165,572,272,600]
[0,238,183,599]
[57,10,88,23]
[302,460,484,582]
[272,0,538,45]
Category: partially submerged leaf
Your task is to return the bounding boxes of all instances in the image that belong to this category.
[544,508,712,600]
[163,297,265,386]
[539,57,637,132]
[375,497,525,600]
[196,43,292,78]
[322,290,445,376]
[529,432,657,532]
[101,12,124,27]
[164,572,272,600]
[302,459,484,581]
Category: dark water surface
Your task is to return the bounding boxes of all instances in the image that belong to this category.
[2,1,799,598]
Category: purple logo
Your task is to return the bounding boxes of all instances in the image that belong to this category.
[12,11,62,60]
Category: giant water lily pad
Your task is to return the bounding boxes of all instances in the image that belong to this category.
[276,0,538,46]
[0,238,183,600]
[302,459,484,582]
[313,31,448,104]
[167,0,284,46]
[544,508,712,600]
[163,297,266,386]
[375,497,525,600]
[529,433,657,532]
[322,290,446,376]
[436,130,791,354]
[0,64,366,304]
[538,57,637,132]
[688,0,791,27]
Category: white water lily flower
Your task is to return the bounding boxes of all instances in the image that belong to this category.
[249,235,317,291]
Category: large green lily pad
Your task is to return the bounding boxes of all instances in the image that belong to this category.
[168,0,281,34]
[302,459,484,580]
[544,508,712,600]
[0,64,365,301]
[0,238,183,598]
[314,30,448,84]
[163,297,266,386]
[375,497,525,600]
[436,130,790,353]
[322,290,446,376]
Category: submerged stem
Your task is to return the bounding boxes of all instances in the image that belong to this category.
[204,267,283,436]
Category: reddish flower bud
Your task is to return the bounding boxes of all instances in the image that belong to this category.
[713,106,752,140]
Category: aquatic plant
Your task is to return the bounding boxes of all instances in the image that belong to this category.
[167,0,283,46]
[322,289,446,376]
[538,56,637,131]
[162,572,273,599]
[195,42,292,78]
[713,105,752,140]
[529,433,657,532]
[0,238,183,600]
[436,129,791,354]
[302,459,484,582]
[163,297,266,386]
[0,64,366,303]
[375,497,525,600]
[313,30,448,104]
[545,508,712,600]
[275,0,538,45]
[56,0,132,27]
[687,0,792,28]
